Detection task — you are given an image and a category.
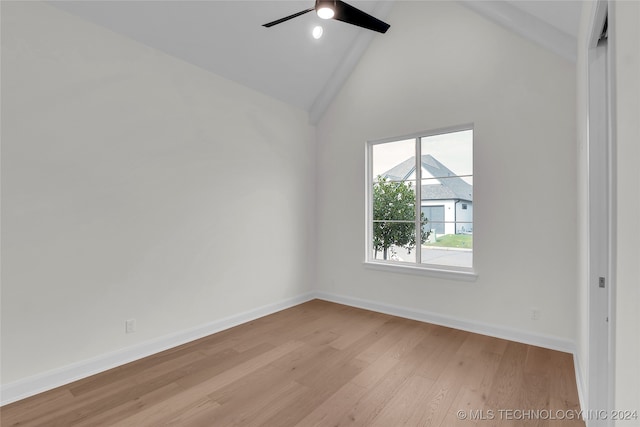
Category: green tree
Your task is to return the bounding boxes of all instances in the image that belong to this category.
[373,176,429,260]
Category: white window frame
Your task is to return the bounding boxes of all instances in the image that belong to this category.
[364,124,477,281]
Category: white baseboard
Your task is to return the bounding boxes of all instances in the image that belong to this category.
[314,291,577,354]
[0,292,315,406]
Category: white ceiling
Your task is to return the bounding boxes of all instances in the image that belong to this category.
[50,0,583,123]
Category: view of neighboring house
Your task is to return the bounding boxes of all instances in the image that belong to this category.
[381,154,473,236]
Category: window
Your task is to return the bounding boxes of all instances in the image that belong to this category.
[366,126,474,275]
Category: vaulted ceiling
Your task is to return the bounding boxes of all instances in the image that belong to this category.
[51,1,583,124]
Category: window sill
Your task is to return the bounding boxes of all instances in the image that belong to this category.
[363,261,478,282]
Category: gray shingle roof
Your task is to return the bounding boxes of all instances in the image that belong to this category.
[380,154,472,202]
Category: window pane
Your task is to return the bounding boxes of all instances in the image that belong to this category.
[372,139,415,182]
[420,130,473,179]
[372,221,417,263]
[418,129,472,269]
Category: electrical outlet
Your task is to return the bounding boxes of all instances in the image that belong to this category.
[531,308,540,321]
[125,319,136,334]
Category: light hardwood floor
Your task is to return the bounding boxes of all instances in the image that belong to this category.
[1,300,585,426]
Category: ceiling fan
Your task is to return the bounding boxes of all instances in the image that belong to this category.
[263,0,390,34]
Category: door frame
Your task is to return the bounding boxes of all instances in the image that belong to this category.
[586,0,615,423]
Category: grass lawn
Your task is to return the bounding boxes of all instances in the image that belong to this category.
[424,234,473,249]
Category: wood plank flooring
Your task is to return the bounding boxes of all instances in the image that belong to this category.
[1,300,585,426]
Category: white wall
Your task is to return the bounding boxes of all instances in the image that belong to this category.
[611,0,640,419]
[316,1,577,341]
[1,1,315,387]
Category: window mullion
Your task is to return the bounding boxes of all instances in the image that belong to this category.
[367,143,374,262]
[415,137,422,265]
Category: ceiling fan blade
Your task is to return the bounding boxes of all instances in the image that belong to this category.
[333,0,390,33]
[263,7,315,27]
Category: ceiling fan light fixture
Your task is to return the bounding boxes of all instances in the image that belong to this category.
[316,6,334,19]
[316,0,336,19]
